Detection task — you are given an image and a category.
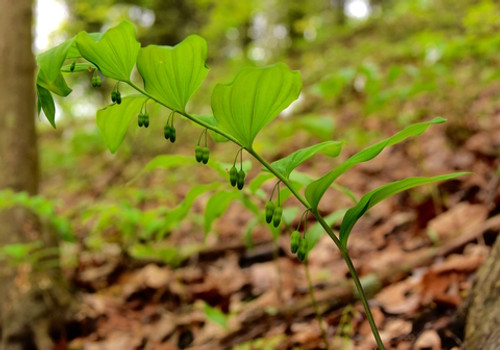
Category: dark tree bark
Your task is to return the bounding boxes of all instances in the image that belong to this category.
[463,235,500,349]
[0,1,70,349]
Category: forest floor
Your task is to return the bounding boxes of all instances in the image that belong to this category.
[41,98,500,350]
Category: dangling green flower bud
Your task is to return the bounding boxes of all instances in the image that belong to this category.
[93,74,101,87]
[290,230,301,254]
[297,238,308,262]
[164,125,171,140]
[202,147,209,164]
[195,145,203,162]
[111,90,117,103]
[138,113,144,127]
[70,61,76,72]
[265,201,275,224]
[170,127,176,143]
[229,166,237,187]
[237,169,245,190]
[143,112,149,128]
[115,91,121,104]
[272,206,282,228]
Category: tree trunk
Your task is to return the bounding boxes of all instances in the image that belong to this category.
[0,1,69,349]
[463,235,500,349]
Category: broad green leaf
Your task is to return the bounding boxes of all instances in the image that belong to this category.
[211,63,302,148]
[339,172,469,247]
[137,35,209,113]
[37,72,71,97]
[36,85,56,128]
[96,95,148,153]
[66,33,103,58]
[305,117,446,210]
[76,20,140,81]
[269,141,344,179]
[36,37,75,96]
[204,191,240,235]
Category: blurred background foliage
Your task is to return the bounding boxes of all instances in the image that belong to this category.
[29,0,500,266]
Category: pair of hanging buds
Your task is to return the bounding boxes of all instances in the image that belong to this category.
[137,99,150,128]
[195,129,210,164]
[290,210,309,262]
[111,83,122,104]
[265,181,283,228]
[91,70,101,88]
[229,148,245,190]
[164,111,176,143]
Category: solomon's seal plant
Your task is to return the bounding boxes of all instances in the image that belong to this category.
[35,20,468,349]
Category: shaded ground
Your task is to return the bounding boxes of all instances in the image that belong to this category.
[38,104,499,350]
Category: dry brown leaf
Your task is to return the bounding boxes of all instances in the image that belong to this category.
[375,278,420,315]
[414,329,441,350]
[428,203,488,241]
[420,254,484,306]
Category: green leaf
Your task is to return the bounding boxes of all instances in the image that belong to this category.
[305,117,446,210]
[204,191,240,235]
[35,33,102,127]
[96,95,148,153]
[339,172,469,247]
[66,33,103,58]
[76,20,140,81]
[161,183,219,234]
[211,63,302,148]
[36,85,56,128]
[137,35,209,113]
[269,141,344,179]
[203,303,229,328]
[37,71,72,98]
[36,37,75,97]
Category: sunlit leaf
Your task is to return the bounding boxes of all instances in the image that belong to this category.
[305,117,446,210]
[35,33,103,127]
[211,63,302,148]
[76,20,140,81]
[37,71,72,98]
[137,35,209,113]
[269,141,344,179]
[204,191,240,235]
[339,172,469,247]
[96,95,148,153]
[36,37,75,97]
